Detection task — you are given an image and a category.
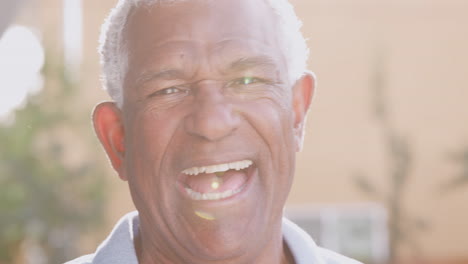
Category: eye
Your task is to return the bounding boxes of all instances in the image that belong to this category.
[160,87,182,94]
[229,77,264,87]
[237,77,259,85]
[149,86,187,97]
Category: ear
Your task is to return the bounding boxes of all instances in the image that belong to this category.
[292,71,315,152]
[92,102,127,181]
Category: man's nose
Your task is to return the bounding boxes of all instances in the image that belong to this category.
[184,81,241,141]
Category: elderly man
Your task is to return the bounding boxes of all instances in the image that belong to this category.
[68,0,362,263]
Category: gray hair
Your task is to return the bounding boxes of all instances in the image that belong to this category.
[99,0,309,106]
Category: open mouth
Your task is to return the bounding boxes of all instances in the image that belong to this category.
[180,160,254,201]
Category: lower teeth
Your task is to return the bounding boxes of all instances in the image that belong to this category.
[185,186,244,201]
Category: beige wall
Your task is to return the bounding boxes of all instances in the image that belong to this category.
[288,0,468,258]
[12,0,468,260]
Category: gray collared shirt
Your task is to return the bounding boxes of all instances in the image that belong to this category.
[66,211,362,264]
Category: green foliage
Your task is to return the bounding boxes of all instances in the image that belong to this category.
[0,54,106,263]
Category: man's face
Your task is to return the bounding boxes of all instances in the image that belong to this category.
[97,0,312,261]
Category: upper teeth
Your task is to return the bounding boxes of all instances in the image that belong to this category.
[182,160,253,176]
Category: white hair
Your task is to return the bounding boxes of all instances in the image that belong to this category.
[99,0,309,106]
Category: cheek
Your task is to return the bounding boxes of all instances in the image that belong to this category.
[123,107,166,179]
[124,103,187,181]
[243,98,296,170]
[250,97,294,143]
[259,100,295,167]
[127,103,175,147]
[124,109,173,210]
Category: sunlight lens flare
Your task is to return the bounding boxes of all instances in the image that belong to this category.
[211,176,223,190]
[0,25,44,121]
[194,211,216,221]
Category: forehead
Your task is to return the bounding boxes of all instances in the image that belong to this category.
[124,0,281,62]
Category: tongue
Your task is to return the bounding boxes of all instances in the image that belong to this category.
[185,169,248,194]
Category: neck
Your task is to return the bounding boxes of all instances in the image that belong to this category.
[134,227,295,264]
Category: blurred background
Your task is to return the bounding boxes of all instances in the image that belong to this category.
[0,0,467,263]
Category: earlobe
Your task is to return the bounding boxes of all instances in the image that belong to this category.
[92,102,127,180]
[292,72,315,152]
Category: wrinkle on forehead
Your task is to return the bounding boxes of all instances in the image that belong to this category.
[128,38,284,89]
[122,0,290,95]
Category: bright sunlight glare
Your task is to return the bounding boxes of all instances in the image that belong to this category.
[0,25,44,123]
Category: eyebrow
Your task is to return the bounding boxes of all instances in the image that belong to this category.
[135,55,278,87]
[135,69,185,88]
[227,55,278,73]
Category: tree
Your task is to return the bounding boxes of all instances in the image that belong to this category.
[0,52,106,264]
[441,147,468,193]
[352,53,428,264]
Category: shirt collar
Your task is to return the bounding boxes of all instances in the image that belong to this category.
[93,211,139,264]
[282,217,326,264]
[92,211,325,264]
